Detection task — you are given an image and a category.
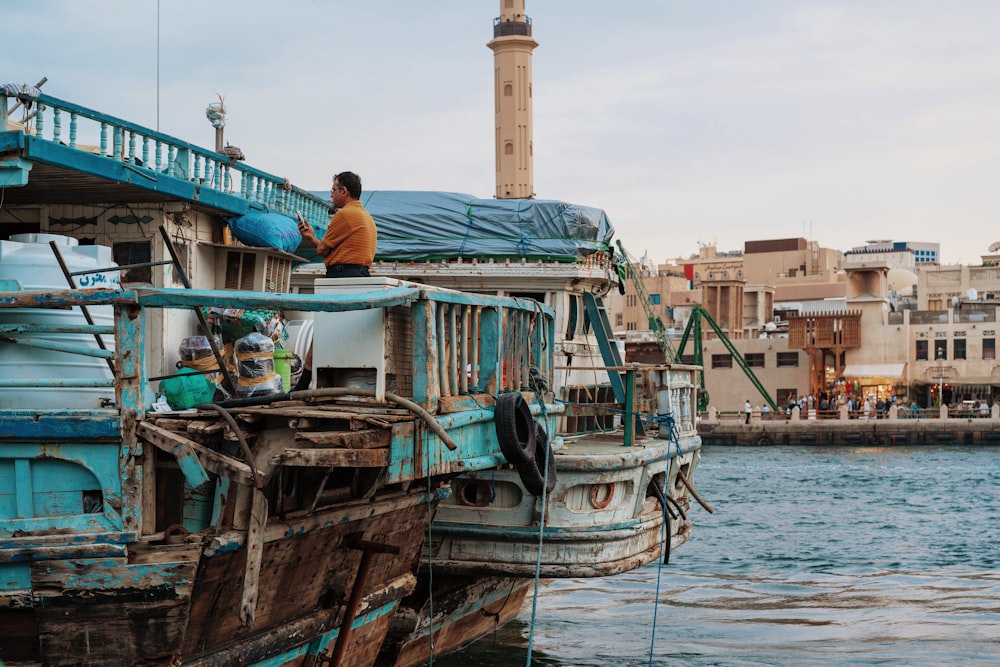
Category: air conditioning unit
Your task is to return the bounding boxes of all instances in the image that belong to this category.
[217,247,293,293]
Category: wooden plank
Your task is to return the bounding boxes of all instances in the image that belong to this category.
[270,448,390,468]
[294,429,390,449]
[239,488,268,627]
[138,421,260,487]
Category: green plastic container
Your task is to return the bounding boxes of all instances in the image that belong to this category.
[274,349,293,392]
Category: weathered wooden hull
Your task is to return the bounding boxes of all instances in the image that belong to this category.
[377,575,531,667]
[0,493,435,666]
[427,433,701,578]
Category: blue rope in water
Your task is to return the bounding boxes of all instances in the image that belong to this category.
[648,417,683,665]
[424,426,435,666]
[647,485,669,666]
[525,394,550,667]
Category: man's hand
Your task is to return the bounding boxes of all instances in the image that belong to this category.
[296,212,317,244]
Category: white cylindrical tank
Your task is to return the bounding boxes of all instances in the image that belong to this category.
[0,233,120,409]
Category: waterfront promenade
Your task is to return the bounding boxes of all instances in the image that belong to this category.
[698,403,1000,446]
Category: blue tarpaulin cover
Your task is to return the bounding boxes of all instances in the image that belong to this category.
[304,190,615,262]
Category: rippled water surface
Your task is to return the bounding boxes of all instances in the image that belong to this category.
[435,445,1000,666]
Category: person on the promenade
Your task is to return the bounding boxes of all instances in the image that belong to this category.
[744,398,752,424]
[293,171,378,391]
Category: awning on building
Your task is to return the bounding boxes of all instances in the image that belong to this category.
[842,363,906,379]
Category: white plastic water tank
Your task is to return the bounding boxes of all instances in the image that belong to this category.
[0,233,120,409]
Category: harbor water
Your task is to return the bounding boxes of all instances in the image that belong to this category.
[435,445,1000,666]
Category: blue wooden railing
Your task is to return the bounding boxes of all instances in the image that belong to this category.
[0,83,330,228]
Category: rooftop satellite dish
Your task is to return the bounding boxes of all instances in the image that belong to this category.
[990,242,1000,252]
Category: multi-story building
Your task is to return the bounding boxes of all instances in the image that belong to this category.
[850,239,940,265]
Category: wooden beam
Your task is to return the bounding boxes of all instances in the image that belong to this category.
[294,429,390,449]
[138,422,261,487]
[270,448,390,468]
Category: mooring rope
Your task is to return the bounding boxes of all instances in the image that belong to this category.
[648,481,669,667]
[525,392,551,667]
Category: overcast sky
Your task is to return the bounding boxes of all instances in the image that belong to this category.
[4,1,998,265]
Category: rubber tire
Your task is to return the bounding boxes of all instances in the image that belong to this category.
[495,392,536,467]
[533,422,557,495]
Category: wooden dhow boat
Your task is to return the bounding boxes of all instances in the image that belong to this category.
[291,191,706,666]
[0,84,557,666]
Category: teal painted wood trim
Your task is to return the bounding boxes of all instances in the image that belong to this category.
[255,599,401,667]
[13,459,31,519]
[114,302,144,536]
[0,530,133,552]
[1,443,124,532]
[43,557,193,590]
[0,129,26,152]
[0,155,32,187]
[478,307,500,392]
[0,324,114,335]
[172,440,211,490]
[387,419,504,482]
[0,286,132,308]
[0,413,119,440]
[134,285,422,312]
[0,542,127,568]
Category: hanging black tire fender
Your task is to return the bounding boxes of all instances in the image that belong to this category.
[755,435,773,447]
[495,392,536,467]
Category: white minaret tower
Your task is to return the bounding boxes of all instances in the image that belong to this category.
[487,0,538,199]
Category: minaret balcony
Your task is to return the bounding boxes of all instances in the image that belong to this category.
[493,16,532,37]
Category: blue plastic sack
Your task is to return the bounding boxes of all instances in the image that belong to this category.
[228,212,302,253]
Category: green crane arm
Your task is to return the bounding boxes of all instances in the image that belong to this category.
[677,305,778,412]
[615,240,677,362]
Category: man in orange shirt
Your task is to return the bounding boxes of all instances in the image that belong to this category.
[293,171,378,390]
[296,171,377,277]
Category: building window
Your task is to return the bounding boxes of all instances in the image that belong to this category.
[711,354,732,369]
[745,353,765,368]
[776,352,799,367]
[953,339,966,360]
[984,338,995,360]
[615,313,623,327]
[916,340,928,361]
[681,354,696,364]
[113,241,152,285]
[649,294,661,305]
[934,341,947,360]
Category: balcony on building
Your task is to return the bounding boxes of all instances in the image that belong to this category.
[494,15,532,37]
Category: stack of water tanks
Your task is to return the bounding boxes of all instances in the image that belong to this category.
[0,234,120,409]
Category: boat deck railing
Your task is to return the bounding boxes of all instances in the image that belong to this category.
[0,83,331,228]
[0,283,555,417]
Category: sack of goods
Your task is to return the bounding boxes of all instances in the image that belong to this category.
[235,332,283,397]
[159,367,217,410]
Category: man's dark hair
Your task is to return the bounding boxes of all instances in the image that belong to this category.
[335,171,362,199]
